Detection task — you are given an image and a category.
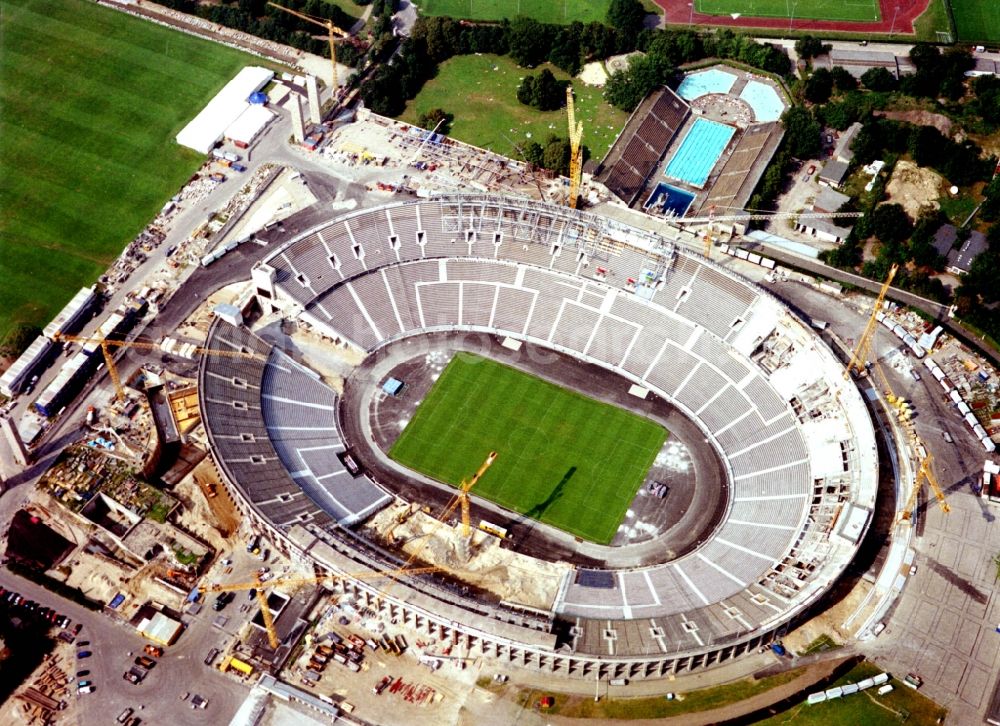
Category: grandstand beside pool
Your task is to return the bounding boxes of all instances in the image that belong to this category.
[645,183,695,217]
[740,81,784,122]
[677,68,738,100]
[664,118,735,188]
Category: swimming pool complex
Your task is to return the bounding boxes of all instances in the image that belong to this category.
[740,81,784,122]
[676,69,738,100]
[644,183,695,217]
[664,118,735,188]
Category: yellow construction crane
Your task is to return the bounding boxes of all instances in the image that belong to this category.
[844,263,898,379]
[268,2,348,92]
[565,86,584,209]
[840,264,950,521]
[459,451,498,539]
[201,565,440,649]
[52,332,267,401]
[899,452,950,523]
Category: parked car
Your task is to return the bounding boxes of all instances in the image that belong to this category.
[73,623,83,635]
[76,670,90,678]
[77,680,92,688]
[78,685,95,694]
[143,645,163,658]
[77,651,92,659]
[135,656,156,669]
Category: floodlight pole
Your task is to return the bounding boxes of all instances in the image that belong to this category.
[688,2,694,27]
[890,4,900,35]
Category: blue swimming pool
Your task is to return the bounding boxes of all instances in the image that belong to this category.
[645,183,695,217]
[664,118,735,188]
[676,68,738,100]
[740,81,784,122]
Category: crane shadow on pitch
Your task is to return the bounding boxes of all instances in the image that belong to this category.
[506,467,576,539]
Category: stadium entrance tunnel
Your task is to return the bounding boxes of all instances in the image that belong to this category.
[338,331,730,569]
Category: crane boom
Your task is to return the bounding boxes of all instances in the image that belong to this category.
[461,451,498,538]
[678,211,864,225]
[52,332,266,402]
[267,2,347,91]
[255,587,280,649]
[566,86,583,209]
[844,263,898,378]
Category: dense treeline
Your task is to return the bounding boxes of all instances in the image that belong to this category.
[154,0,398,67]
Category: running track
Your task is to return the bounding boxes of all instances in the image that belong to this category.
[657,0,932,34]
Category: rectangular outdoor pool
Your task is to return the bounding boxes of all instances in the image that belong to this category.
[664,118,735,188]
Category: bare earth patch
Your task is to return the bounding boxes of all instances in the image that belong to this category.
[884,160,943,219]
[876,110,953,136]
[578,61,609,86]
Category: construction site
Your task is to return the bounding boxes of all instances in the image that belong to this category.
[1,14,999,724]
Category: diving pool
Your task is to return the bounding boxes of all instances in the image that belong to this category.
[664,118,735,188]
[740,81,784,122]
[677,68,738,100]
[645,183,695,217]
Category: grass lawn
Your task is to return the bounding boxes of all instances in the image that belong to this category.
[320,0,367,24]
[760,661,947,725]
[0,0,261,342]
[419,0,651,24]
[951,0,1000,42]
[388,354,666,544]
[398,54,629,161]
[914,0,954,40]
[511,668,804,718]
[696,0,880,21]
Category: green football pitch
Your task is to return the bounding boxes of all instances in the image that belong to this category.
[951,0,1000,42]
[695,0,880,21]
[418,0,613,24]
[0,0,260,342]
[388,354,668,545]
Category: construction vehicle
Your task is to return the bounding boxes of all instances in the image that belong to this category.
[268,2,348,92]
[565,87,584,209]
[842,264,950,521]
[51,332,266,401]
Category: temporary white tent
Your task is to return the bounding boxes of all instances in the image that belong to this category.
[176,66,274,154]
[225,104,275,147]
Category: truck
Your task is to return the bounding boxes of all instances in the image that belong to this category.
[246,534,261,555]
[208,173,226,183]
[223,152,241,163]
[231,163,247,173]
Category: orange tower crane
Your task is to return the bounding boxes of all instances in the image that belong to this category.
[52,332,266,401]
[268,2,349,92]
[200,566,440,649]
[565,86,584,209]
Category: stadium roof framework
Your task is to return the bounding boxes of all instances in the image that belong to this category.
[200,196,878,680]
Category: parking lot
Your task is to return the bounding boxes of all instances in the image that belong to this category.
[0,571,249,725]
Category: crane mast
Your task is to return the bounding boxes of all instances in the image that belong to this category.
[566,87,584,209]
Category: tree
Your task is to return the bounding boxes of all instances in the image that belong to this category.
[507,17,551,67]
[794,36,829,60]
[781,106,821,159]
[417,108,452,134]
[830,66,857,93]
[860,67,895,92]
[607,0,646,36]
[804,68,834,104]
[973,76,1000,126]
[604,53,672,111]
[516,69,564,111]
[870,203,913,245]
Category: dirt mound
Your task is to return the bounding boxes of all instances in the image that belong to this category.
[876,109,952,136]
[885,160,942,219]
